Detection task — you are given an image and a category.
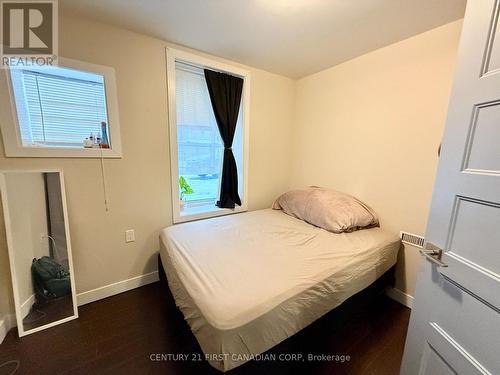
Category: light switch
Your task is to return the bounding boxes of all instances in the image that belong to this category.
[125,229,135,243]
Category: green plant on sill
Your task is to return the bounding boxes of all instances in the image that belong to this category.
[179,176,194,201]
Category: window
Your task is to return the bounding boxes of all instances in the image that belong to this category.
[0,58,122,158]
[176,63,223,203]
[167,48,250,223]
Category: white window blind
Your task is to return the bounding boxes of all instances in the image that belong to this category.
[10,66,109,148]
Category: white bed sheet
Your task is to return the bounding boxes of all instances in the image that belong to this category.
[159,209,400,371]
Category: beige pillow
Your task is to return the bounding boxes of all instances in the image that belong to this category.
[272,187,379,233]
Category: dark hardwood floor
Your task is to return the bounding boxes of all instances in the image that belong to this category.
[0,281,410,375]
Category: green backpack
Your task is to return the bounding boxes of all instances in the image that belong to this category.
[32,256,71,305]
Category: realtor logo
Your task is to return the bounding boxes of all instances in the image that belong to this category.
[1,0,58,67]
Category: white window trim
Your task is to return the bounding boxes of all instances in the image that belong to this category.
[0,57,122,158]
[166,47,250,224]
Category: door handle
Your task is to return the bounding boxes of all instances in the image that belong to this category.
[419,243,448,267]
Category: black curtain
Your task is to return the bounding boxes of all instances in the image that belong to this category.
[204,69,243,209]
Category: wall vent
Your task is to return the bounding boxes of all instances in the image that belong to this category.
[400,231,425,248]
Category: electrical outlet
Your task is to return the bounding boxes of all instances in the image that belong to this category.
[125,229,135,243]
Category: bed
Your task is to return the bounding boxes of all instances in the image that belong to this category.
[159,208,400,372]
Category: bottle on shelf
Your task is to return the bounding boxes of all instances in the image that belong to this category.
[95,132,102,148]
[83,137,93,148]
[100,121,110,149]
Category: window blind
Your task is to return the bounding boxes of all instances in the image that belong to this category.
[10,68,109,147]
[176,63,218,132]
[176,63,222,175]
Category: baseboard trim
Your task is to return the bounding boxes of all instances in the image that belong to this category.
[20,294,35,319]
[386,287,414,309]
[76,271,159,306]
[0,314,15,344]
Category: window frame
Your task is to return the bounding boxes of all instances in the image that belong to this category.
[166,47,250,223]
[0,57,122,158]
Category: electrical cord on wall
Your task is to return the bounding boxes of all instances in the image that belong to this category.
[42,235,58,256]
[0,360,20,375]
[99,146,109,212]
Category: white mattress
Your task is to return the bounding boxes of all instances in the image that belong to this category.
[159,209,400,371]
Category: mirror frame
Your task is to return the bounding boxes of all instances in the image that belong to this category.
[0,169,78,336]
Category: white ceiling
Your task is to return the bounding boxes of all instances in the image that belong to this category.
[60,0,466,79]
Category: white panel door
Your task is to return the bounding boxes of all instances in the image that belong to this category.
[401,1,500,374]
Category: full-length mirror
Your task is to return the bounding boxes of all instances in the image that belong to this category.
[0,170,78,336]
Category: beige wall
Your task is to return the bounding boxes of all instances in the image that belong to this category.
[290,20,462,296]
[0,14,295,317]
[0,200,13,318]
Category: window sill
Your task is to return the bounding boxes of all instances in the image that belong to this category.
[175,202,247,223]
[3,146,122,158]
